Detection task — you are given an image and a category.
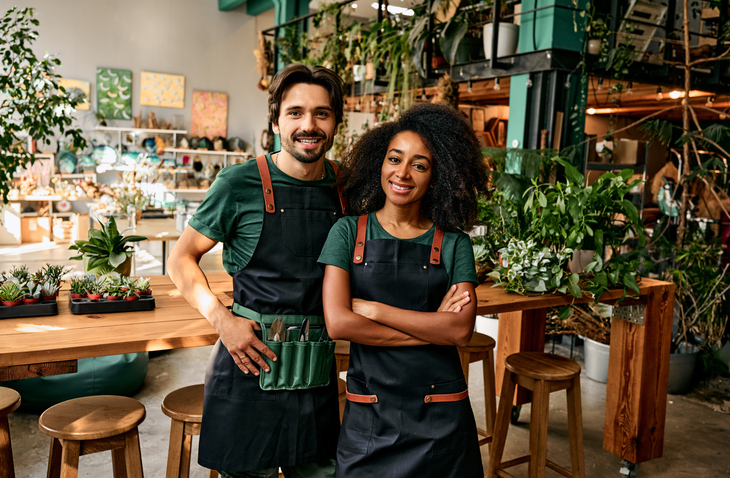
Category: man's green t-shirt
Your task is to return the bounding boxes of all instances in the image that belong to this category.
[318,213,478,287]
[188,152,340,275]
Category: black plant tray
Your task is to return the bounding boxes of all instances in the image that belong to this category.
[70,296,156,315]
[0,300,58,319]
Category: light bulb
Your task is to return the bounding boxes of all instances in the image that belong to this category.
[706,96,714,107]
[467,80,473,94]
[656,87,663,101]
[597,77,604,91]
[526,75,533,88]
[669,90,681,100]
[587,108,596,115]
[494,78,500,91]
[626,81,633,95]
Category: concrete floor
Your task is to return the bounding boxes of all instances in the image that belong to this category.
[2,240,729,477]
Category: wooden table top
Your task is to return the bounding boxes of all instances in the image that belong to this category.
[130,218,181,242]
[0,273,672,371]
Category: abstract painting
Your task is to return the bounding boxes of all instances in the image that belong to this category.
[191,91,228,139]
[96,68,132,120]
[140,71,185,108]
[58,78,90,110]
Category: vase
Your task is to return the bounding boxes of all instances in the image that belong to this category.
[587,38,602,55]
[584,336,610,383]
[84,255,133,277]
[668,345,699,394]
[483,23,519,60]
[568,250,596,273]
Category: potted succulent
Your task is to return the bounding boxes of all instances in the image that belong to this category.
[85,278,107,302]
[42,264,71,295]
[68,216,147,276]
[0,281,23,306]
[40,281,60,302]
[9,265,30,283]
[22,281,43,305]
[104,281,123,301]
[134,277,151,296]
[123,289,139,301]
[69,278,89,299]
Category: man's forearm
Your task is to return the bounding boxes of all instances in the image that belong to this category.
[168,253,228,327]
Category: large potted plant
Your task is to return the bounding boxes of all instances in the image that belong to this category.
[665,237,730,393]
[68,216,147,276]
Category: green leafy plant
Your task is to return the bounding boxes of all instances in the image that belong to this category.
[40,280,59,297]
[22,281,42,300]
[42,264,71,288]
[0,281,23,302]
[9,265,29,283]
[85,277,107,296]
[68,216,147,274]
[489,238,574,295]
[0,7,85,203]
[103,280,123,298]
[134,277,151,292]
[69,278,90,296]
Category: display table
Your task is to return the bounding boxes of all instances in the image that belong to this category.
[0,273,673,471]
[130,218,181,274]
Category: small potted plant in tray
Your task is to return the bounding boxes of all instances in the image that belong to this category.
[69,278,89,299]
[0,281,23,306]
[8,265,30,284]
[42,264,71,296]
[104,281,123,301]
[134,277,151,296]
[22,281,43,304]
[123,288,139,301]
[40,281,60,302]
[85,278,106,302]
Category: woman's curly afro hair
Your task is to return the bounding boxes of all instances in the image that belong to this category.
[340,103,489,232]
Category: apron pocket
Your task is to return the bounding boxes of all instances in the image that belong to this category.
[425,378,470,456]
[339,376,375,455]
[259,337,335,391]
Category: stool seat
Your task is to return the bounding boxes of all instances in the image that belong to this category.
[505,351,581,381]
[460,332,496,353]
[0,388,20,417]
[39,395,146,478]
[162,384,204,423]
[39,395,146,441]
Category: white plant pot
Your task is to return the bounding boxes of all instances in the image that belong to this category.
[584,336,610,383]
[568,249,596,273]
[587,38,601,55]
[483,23,520,60]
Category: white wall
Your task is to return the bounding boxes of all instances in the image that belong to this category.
[8,0,274,155]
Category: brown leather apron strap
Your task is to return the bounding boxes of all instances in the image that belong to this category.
[424,389,469,403]
[430,228,444,265]
[346,390,379,403]
[353,215,367,264]
[256,155,276,214]
[327,159,348,215]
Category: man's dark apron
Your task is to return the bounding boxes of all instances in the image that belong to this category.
[336,215,483,478]
[198,156,344,472]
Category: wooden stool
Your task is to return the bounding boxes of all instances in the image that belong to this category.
[39,395,146,478]
[335,340,350,374]
[161,384,218,478]
[0,387,20,478]
[487,352,585,478]
[458,332,497,448]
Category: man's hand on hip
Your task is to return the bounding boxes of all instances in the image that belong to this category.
[214,307,278,376]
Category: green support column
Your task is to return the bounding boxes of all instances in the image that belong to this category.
[505,0,589,174]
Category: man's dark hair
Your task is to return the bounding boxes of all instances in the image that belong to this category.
[268,63,345,127]
[340,103,489,232]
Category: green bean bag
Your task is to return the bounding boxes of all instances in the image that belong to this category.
[1,353,148,412]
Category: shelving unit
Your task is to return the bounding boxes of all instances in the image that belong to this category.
[95,126,187,155]
[164,147,249,167]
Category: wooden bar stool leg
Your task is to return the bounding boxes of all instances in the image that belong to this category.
[166,420,185,478]
[483,348,497,450]
[208,469,219,478]
[180,433,193,478]
[0,415,15,478]
[487,369,517,478]
[123,428,144,478]
[528,380,549,478]
[60,439,80,478]
[459,350,471,385]
[112,447,128,478]
[47,438,62,478]
[567,376,585,478]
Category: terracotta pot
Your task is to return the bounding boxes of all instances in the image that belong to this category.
[2,300,21,307]
[124,296,139,301]
[70,293,87,299]
[22,298,40,305]
[88,294,103,301]
[106,295,121,301]
[136,289,152,296]
[42,296,56,302]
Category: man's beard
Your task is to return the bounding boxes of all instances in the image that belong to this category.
[281,131,333,164]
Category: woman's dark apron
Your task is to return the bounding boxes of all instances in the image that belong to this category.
[198,156,344,472]
[336,214,483,478]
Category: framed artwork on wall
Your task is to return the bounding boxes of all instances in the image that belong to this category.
[96,68,132,120]
[191,90,228,139]
[58,78,90,110]
[140,71,185,108]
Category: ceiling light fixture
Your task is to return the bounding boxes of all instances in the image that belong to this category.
[669,90,681,99]
[587,108,596,115]
[351,3,358,8]
[370,3,414,15]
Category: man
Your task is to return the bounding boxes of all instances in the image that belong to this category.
[167,64,346,478]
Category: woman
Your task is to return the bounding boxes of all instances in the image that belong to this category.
[318,103,489,477]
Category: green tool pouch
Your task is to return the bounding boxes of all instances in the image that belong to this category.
[232,304,335,391]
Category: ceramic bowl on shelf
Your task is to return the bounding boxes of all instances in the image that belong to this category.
[189,136,200,150]
[78,155,96,170]
[213,136,228,151]
[197,137,213,150]
[228,137,245,152]
[57,151,77,174]
[91,144,117,164]
[178,136,189,149]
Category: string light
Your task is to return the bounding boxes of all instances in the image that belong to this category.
[626,81,633,95]
[355,99,361,111]
[587,108,596,115]
[656,86,663,101]
[493,78,500,91]
[526,74,533,88]
[420,88,427,101]
[669,90,681,100]
[706,96,714,107]
[467,80,473,94]
[597,77,604,91]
